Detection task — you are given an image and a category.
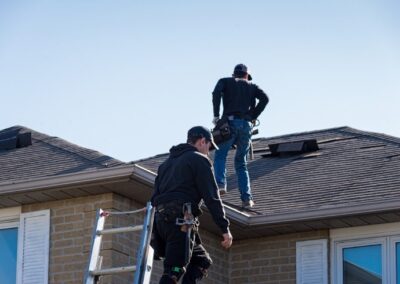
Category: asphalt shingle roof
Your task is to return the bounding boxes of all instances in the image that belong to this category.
[0,126,125,182]
[135,126,400,217]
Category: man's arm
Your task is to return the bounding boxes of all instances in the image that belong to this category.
[212,79,225,118]
[251,85,269,120]
[193,155,230,234]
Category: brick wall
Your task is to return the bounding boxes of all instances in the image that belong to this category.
[229,230,329,284]
[22,194,329,284]
[23,193,115,284]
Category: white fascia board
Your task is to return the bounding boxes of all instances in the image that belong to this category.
[249,198,400,226]
[0,165,135,195]
[132,164,156,183]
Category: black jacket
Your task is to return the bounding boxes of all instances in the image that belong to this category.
[151,143,230,234]
[212,77,269,120]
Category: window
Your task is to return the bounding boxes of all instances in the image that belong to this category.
[332,222,400,284]
[0,208,20,284]
[0,227,18,284]
[0,207,50,284]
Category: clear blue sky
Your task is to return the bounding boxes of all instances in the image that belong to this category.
[1,1,399,162]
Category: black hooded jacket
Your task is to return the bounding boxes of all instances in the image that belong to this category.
[151,143,230,234]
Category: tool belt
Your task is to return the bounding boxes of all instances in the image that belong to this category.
[212,116,232,145]
[156,201,184,223]
[176,203,199,233]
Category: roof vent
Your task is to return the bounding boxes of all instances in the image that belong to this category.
[0,130,32,151]
[268,139,319,157]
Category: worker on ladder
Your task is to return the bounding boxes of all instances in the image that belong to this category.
[212,63,269,208]
[151,126,232,284]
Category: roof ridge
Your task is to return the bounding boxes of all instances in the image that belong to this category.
[257,126,351,141]
[1,125,125,167]
[36,136,119,168]
[339,127,400,145]
[131,152,169,164]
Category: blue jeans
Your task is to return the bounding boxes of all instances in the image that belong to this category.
[213,119,253,202]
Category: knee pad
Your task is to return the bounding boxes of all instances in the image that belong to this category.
[161,266,185,283]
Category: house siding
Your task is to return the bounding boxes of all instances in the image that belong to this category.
[230,230,329,284]
[21,193,328,284]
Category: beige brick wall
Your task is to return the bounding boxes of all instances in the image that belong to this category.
[22,193,151,284]
[229,230,329,284]
[22,194,329,284]
[23,193,115,284]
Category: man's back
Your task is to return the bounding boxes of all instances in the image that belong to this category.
[212,77,268,120]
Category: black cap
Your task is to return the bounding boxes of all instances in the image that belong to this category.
[233,63,252,81]
[187,126,219,150]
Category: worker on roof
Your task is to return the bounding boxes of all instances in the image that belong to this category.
[212,63,269,209]
[151,126,232,283]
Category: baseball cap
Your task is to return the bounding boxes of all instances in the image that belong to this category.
[187,126,219,150]
[233,63,252,81]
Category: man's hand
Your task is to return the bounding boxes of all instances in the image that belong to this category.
[221,231,233,249]
[212,117,220,126]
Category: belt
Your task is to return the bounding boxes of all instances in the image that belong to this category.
[227,115,245,120]
[156,201,184,213]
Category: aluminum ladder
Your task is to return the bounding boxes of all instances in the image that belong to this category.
[84,202,155,284]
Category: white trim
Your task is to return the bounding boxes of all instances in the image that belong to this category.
[0,220,18,229]
[334,237,386,284]
[330,222,400,284]
[16,209,50,284]
[296,239,328,284]
[389,236,400,284]
[331,221,400,240]
[0,206,21,225]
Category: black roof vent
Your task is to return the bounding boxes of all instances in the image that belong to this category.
[0,130,32,151]
[268,139,319,157]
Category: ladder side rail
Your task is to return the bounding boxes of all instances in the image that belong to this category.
[84,209,106,284]
[133,202,155,284]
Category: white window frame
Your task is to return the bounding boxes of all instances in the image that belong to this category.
[331,221,400,284]
[0,207,21,228]
[389,235,400,284]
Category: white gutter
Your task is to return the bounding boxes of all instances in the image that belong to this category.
[0,165,135,195]
[248,198,400,226]
[132,164,156,184]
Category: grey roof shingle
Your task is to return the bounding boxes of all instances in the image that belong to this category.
[135,126,400,217]
[0,125,125,182]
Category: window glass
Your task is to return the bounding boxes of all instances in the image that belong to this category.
[397,242,400,284]
[343,244,382,284]
[0,228,18,284]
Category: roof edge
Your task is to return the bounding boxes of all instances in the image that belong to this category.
[0,165,135,195]
[249,199,400,226]
[132,164,157,184]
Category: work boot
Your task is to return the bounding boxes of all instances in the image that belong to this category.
[218,184,227,196]
[242,200,254,209]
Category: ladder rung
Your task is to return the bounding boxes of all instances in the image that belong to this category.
[97,225,143,235]
[91,265,137,276]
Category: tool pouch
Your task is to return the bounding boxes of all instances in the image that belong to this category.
[212,116,232,145]
[156,203,183,223]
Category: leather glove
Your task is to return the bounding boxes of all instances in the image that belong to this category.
[212,117,220,125]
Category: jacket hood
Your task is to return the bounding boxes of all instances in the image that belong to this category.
[169,143,196,158]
